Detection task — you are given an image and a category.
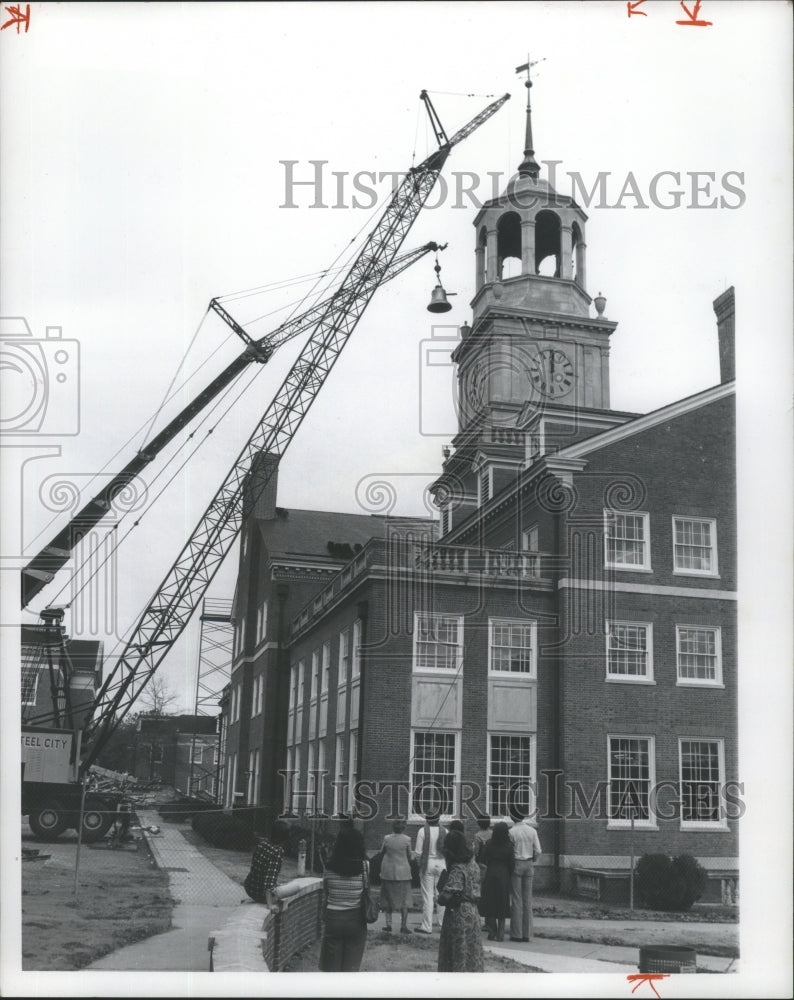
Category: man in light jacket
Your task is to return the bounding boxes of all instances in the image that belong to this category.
[508,808,542,942]
[413,812,447,933]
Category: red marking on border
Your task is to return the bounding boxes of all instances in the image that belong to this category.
[627,1,647,16]
[676,0,713,26]
[626,973,671,998]
[1,3,30,33]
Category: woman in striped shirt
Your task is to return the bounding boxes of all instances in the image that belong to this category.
[319,827,369,972]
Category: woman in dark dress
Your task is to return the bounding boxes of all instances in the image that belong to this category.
[436,829,484,972]
[478,821,514,941]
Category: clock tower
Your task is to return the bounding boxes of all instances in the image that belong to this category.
[431,62,625,537]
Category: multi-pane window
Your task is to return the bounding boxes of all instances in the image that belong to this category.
[21,663,40,706]
[676,626,722,685]
[347,731,359,812]
[673,517,717,575]
[351,620,362,678]
[334,735,346,815]
[338,629,350,685]
[256,599,268,643]
[414,613,462,672]
[606,622,653,681]
[297,660,305,708]
[310,651,320,701]
[608,736,654,825]
[191,742,204,764]
[411,731,456,816]
[489,619,536,675]
[604,511,651,570]
[679,739,724,825]
[321,642,331,693]
[317,740,326,812]
[488,734,532,818]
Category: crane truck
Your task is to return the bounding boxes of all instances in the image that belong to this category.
[20,89,509,841]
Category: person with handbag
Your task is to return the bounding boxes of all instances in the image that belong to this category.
[436,829,485,972]
[319,827,370,972]
[377,819,413,934]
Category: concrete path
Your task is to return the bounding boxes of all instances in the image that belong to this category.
[87,811,243,972]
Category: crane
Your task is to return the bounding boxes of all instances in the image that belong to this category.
[21,242,448,609]
[21,88,510,840]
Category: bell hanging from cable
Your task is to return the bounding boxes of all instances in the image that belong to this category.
[427,256,456,313]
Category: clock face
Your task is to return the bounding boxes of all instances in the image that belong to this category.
[528,348,574,398]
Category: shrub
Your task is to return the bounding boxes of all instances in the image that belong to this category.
[191,810,256,851]
[635,853,708,911]
[157,798,216,822]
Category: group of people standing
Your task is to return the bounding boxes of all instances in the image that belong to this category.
[245,810,541,973]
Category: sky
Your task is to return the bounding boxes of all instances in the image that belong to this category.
[1,2,792,996]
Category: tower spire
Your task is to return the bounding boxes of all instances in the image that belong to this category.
[515,56,543,178]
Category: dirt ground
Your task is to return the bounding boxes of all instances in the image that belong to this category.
[282,928,540,973]
[20,825,172,971]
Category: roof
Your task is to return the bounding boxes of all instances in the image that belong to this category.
[257,508,437,562]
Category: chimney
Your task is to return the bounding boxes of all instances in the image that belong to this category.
[245,451,279,521]
[712,286,735,383]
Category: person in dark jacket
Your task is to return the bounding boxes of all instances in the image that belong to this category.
[478,821,514,941]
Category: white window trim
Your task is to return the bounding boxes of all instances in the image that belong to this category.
[605,620,655,684]
[675,624,724,687]
[412,612,464,674]
[671,515,719,578]
[338,628,350,687]
[351,619,362,679]
[347,731,359,813]
[678,737,729,830]
[488,617,537,678]
[321,641,331,695]
[607,734,658,830]
[409,728,460,822]
[333,735,346,816]
[317,740,326,812]
[310,650,320,703]
[486,732,535,821]
[256,598,268,644]
[604,509,653,573]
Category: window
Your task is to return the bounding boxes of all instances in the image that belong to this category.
[673,517,718,575]
[251,676,259,717]
[247,748,260,805]
[348,731,359,812]
[604,510,651,570]
[521,525,539,552]
[251,674,264,716]
[338,629,350,685]
[151,741,164,764]
[285,747,296,813]
[307,742,316,812]
[256,599,268,643]
[334,735,346,815]
[488,734,533,818]
[289,664,297,709]
[21,663,40,706]
[233,617,244,660]
[321,642,330,693]
[231,684,240,723]
[489,618,536,676]
[676,626,722,685]
[679,739,725,826]
[411,731,457,816]
[310,651,320,701]
[351,620,362,678]
[608,736,655,827]
[297,660,305,707]
[414,613,463,672]
[256,673,264,715]
[606,622,654,682]
[317,740,326,812]
[191,741,204,764]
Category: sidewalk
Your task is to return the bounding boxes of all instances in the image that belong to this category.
[86,816,739,974]
[87,811,243,972]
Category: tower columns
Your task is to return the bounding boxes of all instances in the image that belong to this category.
[521,219,536,276]
[560,225,574,280]
[486,227,498,285]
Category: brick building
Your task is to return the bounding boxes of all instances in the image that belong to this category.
[132,714,219,796]
[220,91,739,902]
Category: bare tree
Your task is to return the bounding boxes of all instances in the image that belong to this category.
[139,675,178,717]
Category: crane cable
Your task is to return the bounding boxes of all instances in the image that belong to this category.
[38,356,267,617]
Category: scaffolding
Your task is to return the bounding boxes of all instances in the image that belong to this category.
[188,597,233,799]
